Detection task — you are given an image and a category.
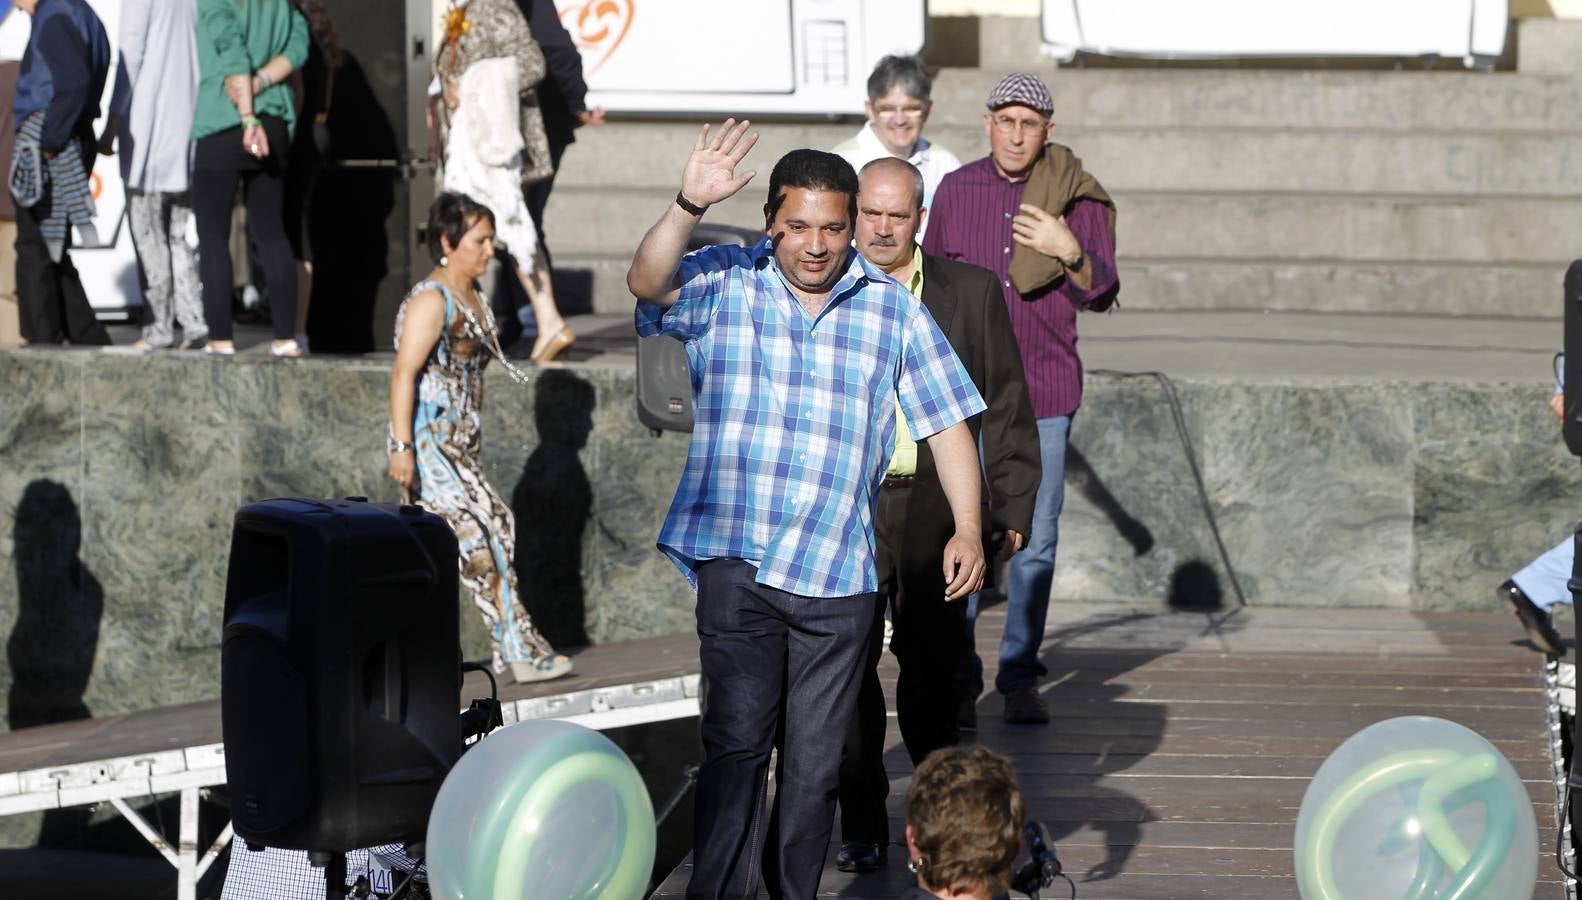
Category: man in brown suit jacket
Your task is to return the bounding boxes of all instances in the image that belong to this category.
[835,157,1041,872]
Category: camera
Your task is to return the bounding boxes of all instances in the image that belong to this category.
[1010,820,1064,899]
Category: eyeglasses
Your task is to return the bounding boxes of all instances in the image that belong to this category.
[874,103,927,118]
[989,114,1047,135]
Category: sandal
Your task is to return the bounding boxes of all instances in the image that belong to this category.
[529,326,575,364]
[271,339,304,358]
[508,653,574,683]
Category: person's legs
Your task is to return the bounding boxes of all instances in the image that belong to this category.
[129,190,176,347]
[836,489,901,860]
[520,244,571,361]
[1512,535,1576,613]
[15,204,61,343]
[0,218,19,347]
[765,586,878,900]
[997,415,1071,703]
[191,133,241,345]
[56,238,110,345]
[688,559,789,900]
[241,119,298,345]
[167,194,206,344]
[893,538,968,764]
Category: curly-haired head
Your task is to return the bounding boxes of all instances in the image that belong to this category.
[906,746,1026,896]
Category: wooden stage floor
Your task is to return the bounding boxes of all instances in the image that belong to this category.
[652,601,1566,899]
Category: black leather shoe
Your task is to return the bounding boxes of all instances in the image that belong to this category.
[1499,580,1565,657]
[835,841,884,873]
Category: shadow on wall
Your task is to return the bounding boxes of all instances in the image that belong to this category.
[305,52,400,354]
[513,370,596,649]
[7,479,103,846]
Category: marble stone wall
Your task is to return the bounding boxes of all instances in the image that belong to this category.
[1,349,1577,730]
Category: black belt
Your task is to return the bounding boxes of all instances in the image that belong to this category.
[882,474,915,489]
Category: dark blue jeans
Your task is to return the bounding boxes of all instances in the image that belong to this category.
[688,559,878,900]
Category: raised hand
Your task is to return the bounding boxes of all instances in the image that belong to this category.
[680,118,759,208]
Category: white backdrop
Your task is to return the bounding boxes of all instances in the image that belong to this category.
[1041,0,1510,66]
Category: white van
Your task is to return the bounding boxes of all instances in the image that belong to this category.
[431,0,927,116]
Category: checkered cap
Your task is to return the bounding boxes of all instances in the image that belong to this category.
[985,72,1054,116]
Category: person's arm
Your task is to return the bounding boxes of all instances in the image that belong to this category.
[1058,198,1117,306]
[36,16,90,154]
[1011,201,1092,292]
[627,118,758,307]
[974,270,1040,557]
[100,0,150,153]
[530,0,588,113]
[898,300,989,600]
[925,421,986,600]
[250,54,296,98]
[498,3,546,92]
[387,290,446,496]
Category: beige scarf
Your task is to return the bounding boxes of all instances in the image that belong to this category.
[1008,143,1117,295]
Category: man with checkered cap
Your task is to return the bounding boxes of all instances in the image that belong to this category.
[923,72,1120,726]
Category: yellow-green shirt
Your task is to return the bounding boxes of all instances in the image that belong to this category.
[885,247,926,476]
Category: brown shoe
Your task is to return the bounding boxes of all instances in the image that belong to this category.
[1499,580,1564,656]
[1003,688,1049,724]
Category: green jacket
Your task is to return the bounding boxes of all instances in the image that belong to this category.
[193,0,308,141]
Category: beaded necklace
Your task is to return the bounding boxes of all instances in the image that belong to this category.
[441,278,532,387]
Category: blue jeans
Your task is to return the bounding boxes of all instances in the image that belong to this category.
[966,415,1070,697]
[1512,535,1577,612]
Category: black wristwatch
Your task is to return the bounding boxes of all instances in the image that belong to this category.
[1065,252,1086,273]
[675,191,708,217]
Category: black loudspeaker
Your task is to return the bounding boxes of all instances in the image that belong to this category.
[635,224,764,434]
[221,498,462,852]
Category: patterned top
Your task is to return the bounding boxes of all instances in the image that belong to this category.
[924,156,1119,419]
[395,280,493,457]
[636,239,986,599]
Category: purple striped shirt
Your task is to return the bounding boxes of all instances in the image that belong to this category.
[923,156,1119,419]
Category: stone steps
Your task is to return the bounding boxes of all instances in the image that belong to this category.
[550,251,1559,319]
[543,63,1582,316]
[544,186,1582,265]
[558,123,1582,195]
[924,67,1580,131]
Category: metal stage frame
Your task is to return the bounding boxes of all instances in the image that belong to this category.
[0,634,702,900]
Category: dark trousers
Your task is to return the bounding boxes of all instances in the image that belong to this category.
[837,481,971,847]
[689,559,877,900]
[191,117,297,341]
[15,166,110,346]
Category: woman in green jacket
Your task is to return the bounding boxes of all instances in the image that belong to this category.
[192,0,309,356]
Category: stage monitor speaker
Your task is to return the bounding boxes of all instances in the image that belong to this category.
[221,498,461,853]
[1563,261,1582,455]
[634,224,764,434]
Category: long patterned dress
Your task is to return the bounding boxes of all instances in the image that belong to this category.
[394,279,554,671]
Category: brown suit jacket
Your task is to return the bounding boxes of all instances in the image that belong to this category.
[900,251,1041,557]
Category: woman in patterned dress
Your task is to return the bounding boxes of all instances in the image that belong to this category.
[386,192,571,683]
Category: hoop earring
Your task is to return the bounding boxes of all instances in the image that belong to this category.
[907,857,923,874]
[440,255,449,267]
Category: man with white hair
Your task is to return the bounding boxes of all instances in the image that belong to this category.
[833,54,959,224]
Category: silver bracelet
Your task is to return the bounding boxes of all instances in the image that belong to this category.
[388,438,414,454]
[255,70,273,91]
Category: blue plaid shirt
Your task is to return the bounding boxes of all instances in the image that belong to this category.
[636,239,986,598]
